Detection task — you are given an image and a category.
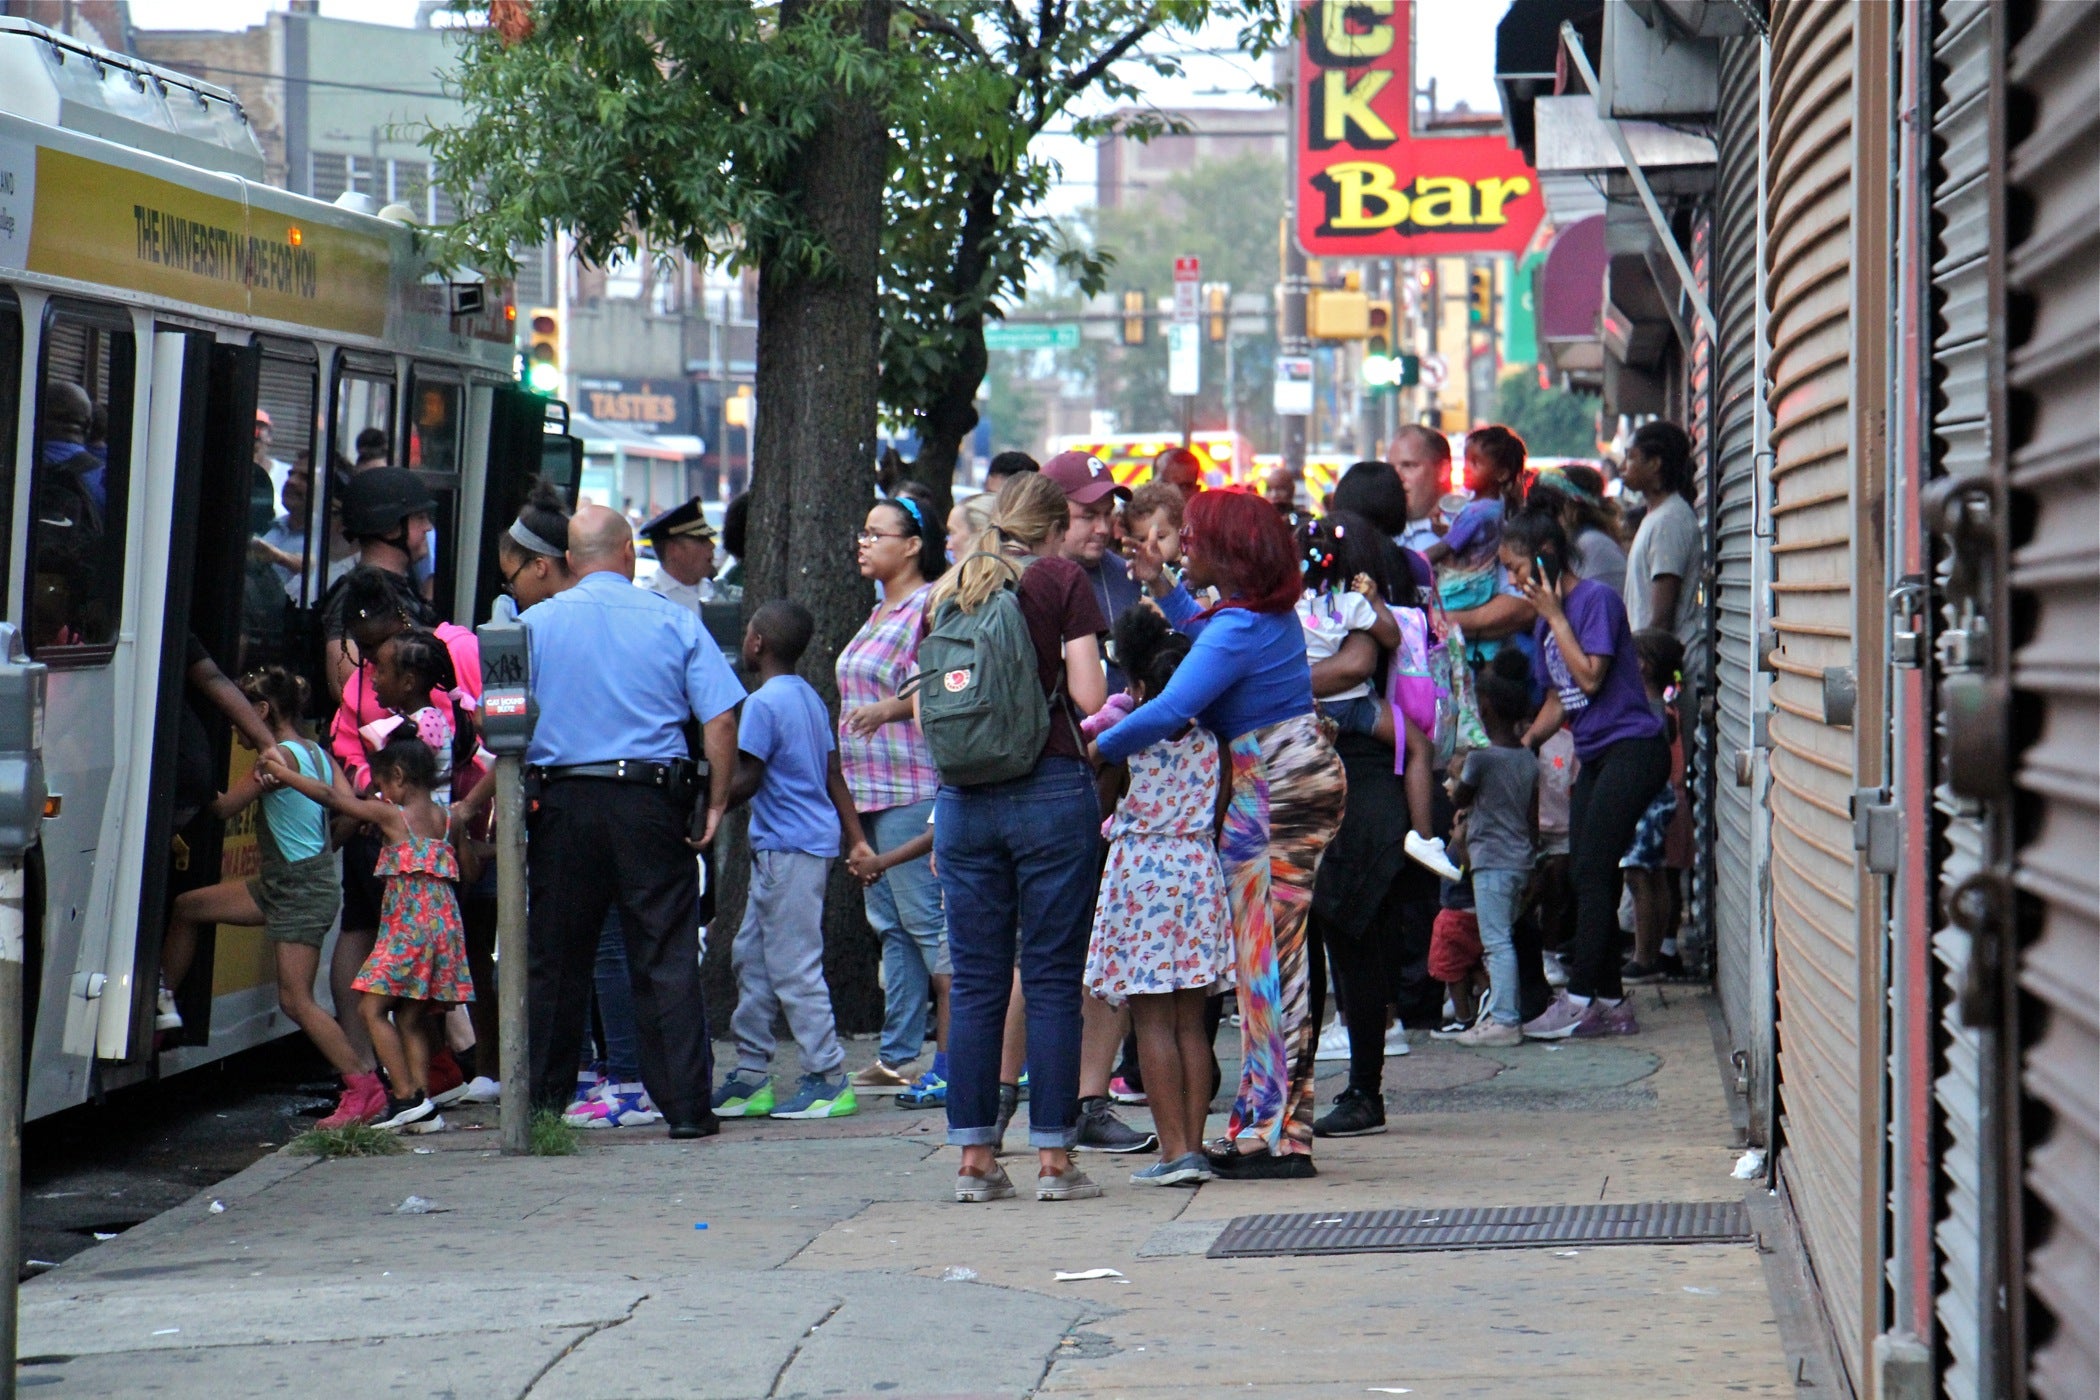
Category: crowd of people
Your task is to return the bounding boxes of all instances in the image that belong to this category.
[171,414,1705,1194]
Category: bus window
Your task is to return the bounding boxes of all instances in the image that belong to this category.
[406,373,461,473]
[405,370,462,618]
[324,364,396,598]
[335,370,395,472]
[0,292,18,599]
[241,350,318,670]
[27,304,136,661]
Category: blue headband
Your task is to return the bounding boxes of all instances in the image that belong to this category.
[889,494,926,536]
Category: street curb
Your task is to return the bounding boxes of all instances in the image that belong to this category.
[27,1146,322,1284]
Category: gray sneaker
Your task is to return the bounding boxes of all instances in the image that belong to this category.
[1075,1096,1158,1154]
[956,1162,1016,1203]
[1037,1166,1103,1201]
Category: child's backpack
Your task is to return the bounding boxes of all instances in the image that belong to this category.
[907,554,1061,787]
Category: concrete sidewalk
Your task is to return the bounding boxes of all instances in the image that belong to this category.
[19,988,1799,1398]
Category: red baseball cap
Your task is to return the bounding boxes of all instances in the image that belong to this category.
[1042,450,1130,506]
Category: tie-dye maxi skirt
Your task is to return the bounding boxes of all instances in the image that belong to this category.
[1220,712,1348,1155]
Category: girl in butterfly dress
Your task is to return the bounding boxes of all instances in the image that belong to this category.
[1084,604,1232,1187]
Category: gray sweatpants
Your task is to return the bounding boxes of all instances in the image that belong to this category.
[730,849,844,1077]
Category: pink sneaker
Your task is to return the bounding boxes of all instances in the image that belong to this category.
[1520,991,1586,1041]
[317,1071,385,1128]
[1573,997,1640,1037]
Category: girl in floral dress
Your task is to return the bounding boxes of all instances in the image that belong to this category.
[1085,605,1232,1187]
[263,735,472,1134]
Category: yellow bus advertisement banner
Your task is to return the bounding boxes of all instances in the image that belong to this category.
[210,743,274,998]
[26,148,390,338]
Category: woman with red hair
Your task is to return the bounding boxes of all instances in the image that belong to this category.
[1106,490,1347,1178]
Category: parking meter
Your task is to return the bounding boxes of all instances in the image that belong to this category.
[0,624,48,857]
[476,615,536,757]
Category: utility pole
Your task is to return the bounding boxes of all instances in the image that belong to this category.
[1281,230,1309,476]
[475,616,534,1156]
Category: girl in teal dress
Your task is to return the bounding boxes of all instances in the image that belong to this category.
[263,734,472,1133]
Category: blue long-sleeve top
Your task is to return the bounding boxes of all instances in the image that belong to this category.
[1095,583,1314,763]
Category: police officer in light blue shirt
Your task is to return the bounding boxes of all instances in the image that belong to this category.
[520,504,743,1137]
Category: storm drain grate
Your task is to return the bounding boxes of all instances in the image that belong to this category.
[1207,1201,1753,1258]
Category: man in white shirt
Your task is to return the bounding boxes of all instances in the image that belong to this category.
[1620,420,1707,687]
[1387,423,1452,555]
[639,498,718,615]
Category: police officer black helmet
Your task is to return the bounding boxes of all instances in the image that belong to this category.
[341,466,437,539]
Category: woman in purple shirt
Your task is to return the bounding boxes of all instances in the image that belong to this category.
[1113,490,1346,1178]
[1503,510,1668,1039]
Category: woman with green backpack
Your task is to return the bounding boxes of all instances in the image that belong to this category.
[922,471,1110,1204]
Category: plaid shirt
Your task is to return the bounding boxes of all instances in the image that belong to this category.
[836,583,939,811]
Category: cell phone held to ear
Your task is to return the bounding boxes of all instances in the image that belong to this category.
[1535,553,1561,587]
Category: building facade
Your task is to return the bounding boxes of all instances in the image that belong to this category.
[1496,4,2098,1397]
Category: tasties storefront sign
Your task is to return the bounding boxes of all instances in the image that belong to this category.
[1295,0,1545,257]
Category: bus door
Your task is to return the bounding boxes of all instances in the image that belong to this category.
[468,385,557,626]
[89,332,257,1061]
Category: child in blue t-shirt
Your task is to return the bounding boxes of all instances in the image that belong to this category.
[712,600,876,1123]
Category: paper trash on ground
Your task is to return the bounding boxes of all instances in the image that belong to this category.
[1732,1149,1766,1179]
[1053,1268,1126,1282]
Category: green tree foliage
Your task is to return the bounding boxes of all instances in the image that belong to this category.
[883,2,1286,508]
[1489,369,1601,457]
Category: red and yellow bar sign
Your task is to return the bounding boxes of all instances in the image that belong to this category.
[1295,0,1545,257]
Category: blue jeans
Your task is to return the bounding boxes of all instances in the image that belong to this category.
[936,757,1099,1150]
[1472,868,1528,1027]
[593,908,643,1084]
[863,799,947,1067]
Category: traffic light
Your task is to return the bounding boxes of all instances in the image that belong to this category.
[1206,285,1227,343]
[1360,299,1397,390]
[1121,289,1147,345]
[525,306,561,394]
[1397,352,1421,388]
[1468,266,1493,326]
[1308,288,1370,339]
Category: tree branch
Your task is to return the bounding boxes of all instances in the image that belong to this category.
[897,0,987,60]
[1046,19,1162,125]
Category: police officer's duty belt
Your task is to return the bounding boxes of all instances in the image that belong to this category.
[526,758,702,789]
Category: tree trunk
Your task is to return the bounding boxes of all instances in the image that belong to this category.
[901,175,1000,516]
[703,0,892,1036]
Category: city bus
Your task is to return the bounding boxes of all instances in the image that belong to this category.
[1,21,563,1119]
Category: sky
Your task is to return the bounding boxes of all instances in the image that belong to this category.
[123,0,1510,219]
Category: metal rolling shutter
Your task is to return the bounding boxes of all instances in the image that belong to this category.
[1764,2,1880,1385]
[1926,4,1999,1394]
[2005,5,2100,1396]
[1708,34,1770,1144]
[1684,210,1714,978]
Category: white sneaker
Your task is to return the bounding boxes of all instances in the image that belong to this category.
[1314,1019,1351,1062]
[1404,831,1463,881]
[155,986,182,1031]
[460,1076,501,1104]
[1383,1022,1411,1057]
[1542,951,1569,988]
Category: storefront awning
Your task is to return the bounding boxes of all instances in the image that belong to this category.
[1536,215,1608,381]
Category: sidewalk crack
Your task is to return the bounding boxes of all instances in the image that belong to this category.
[516,1292,648,1398]
[766,1299,844,1398]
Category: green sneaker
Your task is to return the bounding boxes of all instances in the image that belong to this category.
[769,1072,858,1120]
[711,1072,774,1118]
